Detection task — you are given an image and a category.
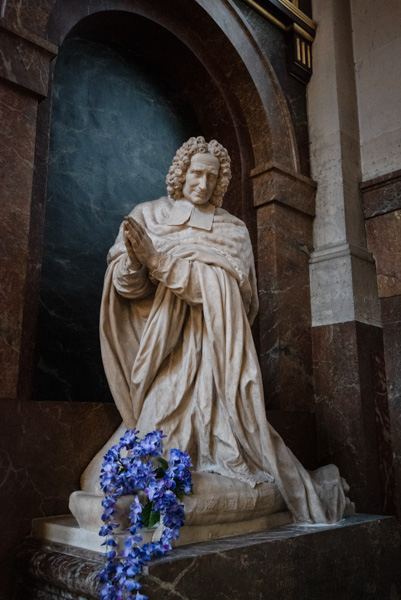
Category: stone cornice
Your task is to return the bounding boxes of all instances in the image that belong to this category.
[251,161,316,216]
[0,18,57,98]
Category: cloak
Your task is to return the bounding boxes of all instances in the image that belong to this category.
[99,196,349,524]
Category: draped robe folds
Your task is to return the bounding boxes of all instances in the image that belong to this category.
[99,196,350,524]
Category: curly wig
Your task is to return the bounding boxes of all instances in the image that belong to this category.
[166,136,232,207]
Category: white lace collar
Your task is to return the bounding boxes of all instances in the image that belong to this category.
[167,198,215,231]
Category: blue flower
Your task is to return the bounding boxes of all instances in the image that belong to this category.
[164,503,185,529]
[169,449,193,467]
[101,538,117,547]
[119,429,140,448]
[125,579,141,591]
[98,430,192,599]
[99,522,119,536]
[128,496,143,524]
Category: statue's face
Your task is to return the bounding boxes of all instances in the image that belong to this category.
[182,153,220,205]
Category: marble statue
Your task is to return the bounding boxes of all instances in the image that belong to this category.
[70,137,352,531]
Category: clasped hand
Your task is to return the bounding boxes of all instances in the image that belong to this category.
[123,216,158,271]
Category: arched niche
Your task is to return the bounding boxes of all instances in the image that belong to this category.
[46,0,300,172]
[31,0,312,408]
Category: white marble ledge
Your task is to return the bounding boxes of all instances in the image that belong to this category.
[31,511,293,554]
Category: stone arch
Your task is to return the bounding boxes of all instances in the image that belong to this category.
[46,0,300,178]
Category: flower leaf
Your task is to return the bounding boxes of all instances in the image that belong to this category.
[148,509,161,528]
[157,457,169,471]
[141,501,153,528]
[175,487,185,498]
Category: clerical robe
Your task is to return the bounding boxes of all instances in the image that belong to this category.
[100,196,349,524]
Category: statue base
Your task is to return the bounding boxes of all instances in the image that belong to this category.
[69,471,288,532]
[19,514,401,600]
[31,510,293,553]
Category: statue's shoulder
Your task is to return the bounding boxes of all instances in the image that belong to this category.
[215,206,245,225]
[215,206,250,235]
[129,197,172,223]
[129,196,170,215]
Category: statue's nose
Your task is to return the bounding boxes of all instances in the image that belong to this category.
[198,176,207,190]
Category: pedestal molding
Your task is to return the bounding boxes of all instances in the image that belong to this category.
[310,241,375,265]
[310,241,381,328]
[311,316,382,328]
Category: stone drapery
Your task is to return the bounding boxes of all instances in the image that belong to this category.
[87,196,349,524]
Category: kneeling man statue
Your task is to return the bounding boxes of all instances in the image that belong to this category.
[70,136,352,530]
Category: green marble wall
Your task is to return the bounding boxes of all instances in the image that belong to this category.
[34,37,200,402]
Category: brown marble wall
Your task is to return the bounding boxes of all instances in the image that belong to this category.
[0,81,37,398]
[365,210,401,298]
[381,297,401,517]
[2,0,55,38]
[362,168,401,517]
[361,168,401,219]
[0,21,67,593]
[0,400,121,599]
[253,166,316,412]
[312,321,390,514]
[0,20,57,400]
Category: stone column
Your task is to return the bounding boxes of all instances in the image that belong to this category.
[307,0,390,513]
[0,20,57,399]
[252,162,316,413]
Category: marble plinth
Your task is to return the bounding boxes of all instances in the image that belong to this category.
[31,511,293,553]
[18,514,401,600]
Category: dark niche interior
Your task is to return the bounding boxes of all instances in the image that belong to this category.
[33,14,217,403]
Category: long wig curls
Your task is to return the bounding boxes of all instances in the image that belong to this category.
[166,136,232,208]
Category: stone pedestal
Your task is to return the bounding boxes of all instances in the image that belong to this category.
[18,514,401,600]
[31,510,293,553]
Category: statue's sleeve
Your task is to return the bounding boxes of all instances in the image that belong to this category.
[112,254,155,299]
[149,252,202,305]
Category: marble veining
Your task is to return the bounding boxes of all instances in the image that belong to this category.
[21,515,401,600]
